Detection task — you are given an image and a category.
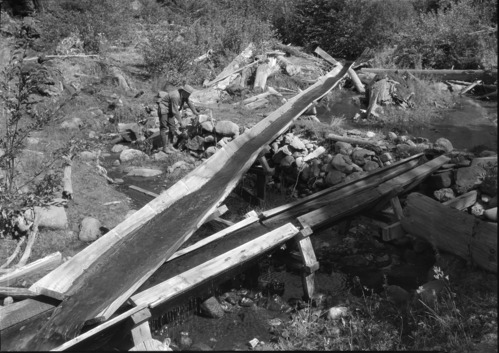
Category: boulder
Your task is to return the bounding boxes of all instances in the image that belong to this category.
[152,151,169,161]
[205,146,217,158]
[428,171,453,189]
[199,297,224,318]
[325,170,345,186]
[363,160,379,172]
[215,121,239,138]
[79,217,102,242]
[111,144,129,153]
[186,136,205,151]
[433,188,455,202]
[434,137,453,153]
[119,149,147,163]
[289,136,306,151]
[331,154,354,174]
[167,161,189,174]
[351,148,375,166]
[335,141,353,156]
[35,206,68,230]
[455,165,486,194]
[279,155,295,168]
[204,135,215,144]
[3,297,14,306]
[201,121,214,133]
[127,168,162,177]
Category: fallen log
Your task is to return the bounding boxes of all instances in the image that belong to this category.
[245,98,268,110]
[314,46,365,93]
[401,193,497,273]
[0,252,62,287]
[360,68,497,84]
[326,133,377,147]
[460,80,482,95]
[24,64,351,350]
[240,86,282,105]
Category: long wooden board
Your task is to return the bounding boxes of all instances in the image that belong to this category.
[360,68,497,84]
[0,252,62,287]
[23,65,351,350]
[401,193,497,273]
[130,223,300,308]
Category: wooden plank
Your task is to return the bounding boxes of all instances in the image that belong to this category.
[0,252,62,287]
[130,338,166,351]
[295,229,319,299]
[22,65,352,350]
[262,153,422,219]
[0,286,38,300]
[442,190,478,210]
[130,223,300,308]
[131,321,152,346]
[401,193,497,273]
[360,68,497,84]
[129,185,159,198]
[390,197,404,220]
[0,298,56,331]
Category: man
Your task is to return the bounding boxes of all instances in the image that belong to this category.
[157,84,199,154]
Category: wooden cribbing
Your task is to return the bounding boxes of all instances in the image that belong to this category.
[402,193,497,273]
[24,65,351,350]
[130,223,300,308]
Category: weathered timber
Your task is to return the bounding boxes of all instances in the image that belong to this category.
[294,227,319,299]
[24,54,100,62]
[460,80,482,95]
[326,133,377,147]
[0,252,62,287]
[314,46,365,93]
[442,190,478,210]
[128,185,159,198]
[130,308,153,346]
[62,165,73,200]
[130,223,300,308]
[130,338,167,351]
[297,155,449,230]
[253,57,280,91]
[360,68,497,84]
[240,86,281,105]
[24,64,351,350]
[245,98,268,110]
[16,215,40,268]
[401,193,497,273]
[0,286,38,300]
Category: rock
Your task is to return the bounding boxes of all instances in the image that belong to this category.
[344,171,365,183]
[363,160,379,172]
[35,206,68,230]
[385,285,410,308]
[88,131,98,139]
[417,280,447,305]
[335,141,353,156]
[396,144,411,156]
[111,144,129,153]
[388,132,397,141]
[79,217,102,242]
[186,136,205,151]
[331,154,355,174]
[433,188,455,202]
[127,168,162,177]
[79,151,98,161]
[3,297,14,306]
[199,297,224,318]
[204,135,215,144]
[215,121,239,138]
[289,136,306,151]
[167,161,189,174]
[326,306,348,320]
[279,155,295,168]
[366,131,375,138]
[152,151,169,161]
[455,165,486,194]
[205,146,217,158]
[471,201,485,216]
[60,117,83,130]
[434,137,453,153]
[351,148,374,166]
[483,207,497,221]
[112,160,120,166]
[428,171,453,189]
[201,121,214,133]
[119,149,147,163]
[325,170,345,186]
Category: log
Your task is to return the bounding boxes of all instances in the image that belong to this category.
[253,57,281,91]
[360,68,497,84]
[241,87,282,105]
[314,46,365,93]
[24,64,351,350]
[24,54,100,62]
[442,190,478,210]
[16,214,40,268]
[0,252,62,287]
[245,98,268,110]
[326,133,377,147]
[204,43,256,87]
[204,60,259,88]
[460,80,482,95]
[130,223,300,308]
[401,193,497,273]
[128,185,160,198]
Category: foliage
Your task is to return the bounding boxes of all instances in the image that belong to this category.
[36,0,134,53]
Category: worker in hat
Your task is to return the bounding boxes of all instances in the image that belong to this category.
[157,84,200,154]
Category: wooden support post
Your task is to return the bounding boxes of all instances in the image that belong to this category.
[294,227,319,300]
[390,196,404,220]
[130,308,152,347]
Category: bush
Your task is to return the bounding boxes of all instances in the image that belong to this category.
[37,0,134,53]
